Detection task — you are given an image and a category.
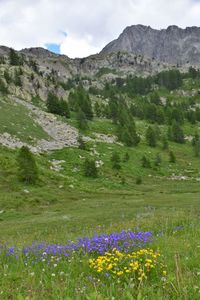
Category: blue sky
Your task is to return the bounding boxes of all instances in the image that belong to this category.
[46,43,60,54]
[0,0,200,58]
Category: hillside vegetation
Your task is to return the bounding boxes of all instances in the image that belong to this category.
[1,48,200,299]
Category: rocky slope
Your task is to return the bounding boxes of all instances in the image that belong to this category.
[101,25,200,65]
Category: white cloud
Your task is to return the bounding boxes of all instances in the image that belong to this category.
[0,0,200,58]
[60,35,100,58]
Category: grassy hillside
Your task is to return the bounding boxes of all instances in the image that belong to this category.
[0,97,49,143]
[1,70,200,298]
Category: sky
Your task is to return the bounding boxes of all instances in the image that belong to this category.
[0,0,200,58]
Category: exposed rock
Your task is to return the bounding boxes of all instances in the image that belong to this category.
[101,25,200,65]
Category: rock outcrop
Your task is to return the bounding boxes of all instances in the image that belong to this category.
[101,25,200,65]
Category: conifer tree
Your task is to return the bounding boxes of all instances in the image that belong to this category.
[171,121,185,144]
[146,126,157,147]
[76,109,88,130]
[111,152,121,170]
[83,158,98,177]
[17,146,38,184]
[169,150,176,163]
[9,48,23,66]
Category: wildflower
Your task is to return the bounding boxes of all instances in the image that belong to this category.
[163,270,167,276]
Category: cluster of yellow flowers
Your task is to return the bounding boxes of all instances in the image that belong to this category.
[89,248,167,282]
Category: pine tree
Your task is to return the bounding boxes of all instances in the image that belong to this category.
[154,153,162,167]
[171,121,185,144]
[76,109,88,130]
[83,158,98,177]
[9,48,23,66]
[141,155,151,168]
[4,70,11,84]
[146,126,157,147]
[59,98,70,118]
[123,152,130,162]
[169,150,176,163]
[111,152,121,170]
[0,78,8,94]
[78,135,86,150]
[192,133,200,157]
[162,136,169,150]
[17,146,38,184]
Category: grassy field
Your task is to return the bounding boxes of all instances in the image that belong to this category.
[0,136,200,299]
[1,82,200,299]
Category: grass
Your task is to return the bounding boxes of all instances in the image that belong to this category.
[0,138,200,298]
[1,85,200,298]
[0,97,50,144]
[0,187,200,299]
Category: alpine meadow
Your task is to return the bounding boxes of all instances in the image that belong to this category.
[1,20,200,300]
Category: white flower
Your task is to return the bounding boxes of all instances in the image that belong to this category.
[51,273,56,277]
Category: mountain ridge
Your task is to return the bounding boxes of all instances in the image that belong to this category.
[101,24,200,65]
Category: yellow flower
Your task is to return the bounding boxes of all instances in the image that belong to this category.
[117,271,123,276]
[106,264,113,270]
[97,267,103,273]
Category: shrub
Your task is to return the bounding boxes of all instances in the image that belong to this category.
[111,152,121,170]
[136,176,142,185]
[169,150,176,163]
[141,155,151,168]
[17,146,38,184]
[83,158,98,178]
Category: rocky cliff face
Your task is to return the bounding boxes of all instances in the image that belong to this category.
[101,25,200,65]
[0,45,172,102]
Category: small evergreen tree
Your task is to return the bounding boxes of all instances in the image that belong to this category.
[169,150,176,163]
[123,152,130,162]
[9,48,23,66]
[78,135,86,150]
[94,102,102,117]
[154,153,162,167]
[146,126,157,147]
[141,155,151,168]
[83,158,98,177]
[0,78,8,94]
[111,152,121,170]
[162,136,169,150]
[171,121,185,144]
[4,70,11,84]
[59,98,70,118]
[14,69,22,87]
[76,109,88,130]
[17,146,38,184]
[192,133,200,157]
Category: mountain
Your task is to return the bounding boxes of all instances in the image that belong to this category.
[101,25,200,65]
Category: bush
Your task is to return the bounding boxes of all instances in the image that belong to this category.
[111,152,121,170]
[123,152,130,162]
[83,158,98,178]
[141,155,151,168]
[78,135,86,150]
[136,176,142,185]
[169,150,176,163]
[154,153,162,167]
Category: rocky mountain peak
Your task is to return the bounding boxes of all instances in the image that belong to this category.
[101,25,200,65]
